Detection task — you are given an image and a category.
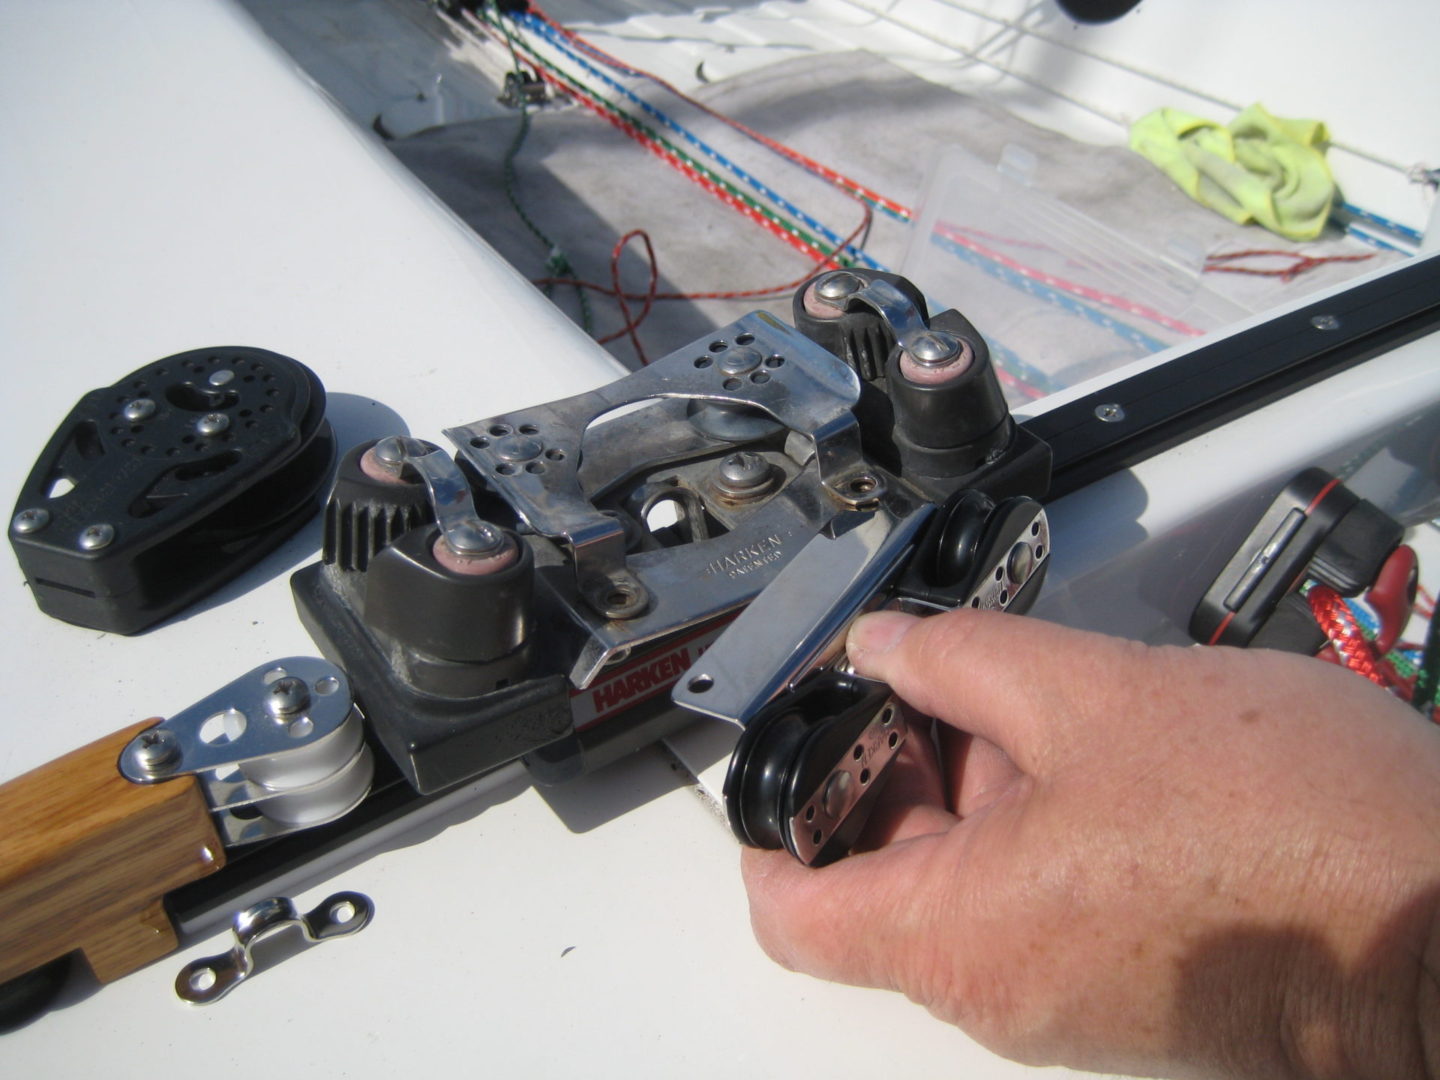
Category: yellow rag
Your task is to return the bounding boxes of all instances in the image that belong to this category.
[1129,104,1334,241]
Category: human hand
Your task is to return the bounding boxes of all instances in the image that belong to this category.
[741,609,1440,1079]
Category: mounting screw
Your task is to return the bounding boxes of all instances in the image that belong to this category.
[135,728,181,774]
[208,369,236,387]
[122,398,157,422]
[1094,403,1126,423]
[79,523,115,550]
[593,578,649,620]
[265,676,312,718]
[196,413,230,437]
[12,508,50,535]
[714,451,773,498]
[1310,313,1341,331]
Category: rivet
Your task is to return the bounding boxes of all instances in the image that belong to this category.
[717,346,763,376]
[442,522,509,557]
[1007,541,1036,585]
[814,271,862,304]
[905,332,962,366]
[822,770,853,817]
[494,435,544,463]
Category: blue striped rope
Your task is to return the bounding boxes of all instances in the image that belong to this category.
[987,339,1056,397]
[1341,221,1414,255]
[519,12,911,228]
[1336,201,1423,245]
[520,13,888,271]
[928,233,1173,355]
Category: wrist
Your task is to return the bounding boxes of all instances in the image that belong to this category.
[1283,876,1440,1080]
[1419,908,1440,1080]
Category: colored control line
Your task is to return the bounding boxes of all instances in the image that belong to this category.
[476,7,852,266]
[521,12,888,272]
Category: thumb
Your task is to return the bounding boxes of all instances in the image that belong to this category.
[846,608,1147,774]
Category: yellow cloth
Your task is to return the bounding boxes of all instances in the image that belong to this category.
[1129,104,1334,241]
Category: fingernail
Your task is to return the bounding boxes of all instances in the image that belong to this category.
[847,611,916,662]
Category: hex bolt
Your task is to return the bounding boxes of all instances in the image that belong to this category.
[122,398,157,422]
[12,508,50,535]
[134,728,181,773]
[265,676,312,718]
[78,523,115,551]
[196,412,230,437]
[1094,403,1126,423]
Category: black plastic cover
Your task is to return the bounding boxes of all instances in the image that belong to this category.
[323,440,435,572]
[1190,469,1402,648]
[9,346,334,634]
[886,308,1009,466]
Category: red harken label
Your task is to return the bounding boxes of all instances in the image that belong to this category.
[571,621,730,730]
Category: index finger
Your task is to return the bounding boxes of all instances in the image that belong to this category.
[846,608,1153,774]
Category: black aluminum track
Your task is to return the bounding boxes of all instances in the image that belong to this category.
[1025,254,1440,500]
